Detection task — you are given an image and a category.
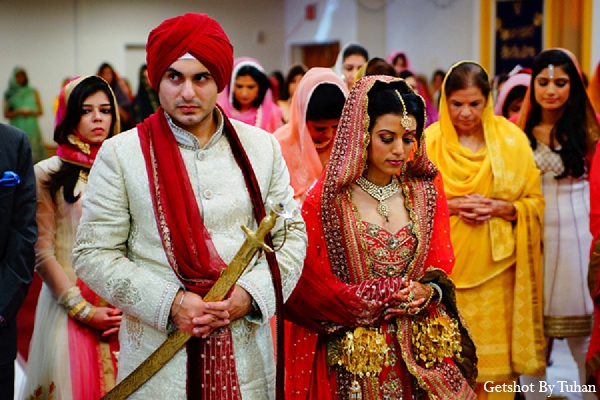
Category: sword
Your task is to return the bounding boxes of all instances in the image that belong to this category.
[101,202,286,399]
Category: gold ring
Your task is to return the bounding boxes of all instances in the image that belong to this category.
[407,291,415,302]
[399,303,408,310]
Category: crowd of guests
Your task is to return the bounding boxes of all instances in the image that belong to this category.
[2,11,600,400]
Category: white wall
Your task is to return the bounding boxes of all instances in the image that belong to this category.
[284,0,358,64]
[0,0,286,142]
[3,0,600,143]
[283,0,479,79]
[385,0,479,79]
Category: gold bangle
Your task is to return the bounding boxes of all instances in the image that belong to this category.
[68,300,87,318]
[411,285,435,315]
[82,305,97,323]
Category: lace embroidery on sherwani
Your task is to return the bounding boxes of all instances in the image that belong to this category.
[105,278,142,306]
[125,315,144,350]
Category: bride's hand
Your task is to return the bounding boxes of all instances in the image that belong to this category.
[384,280,432,319]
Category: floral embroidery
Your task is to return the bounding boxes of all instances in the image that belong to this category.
[361,222,417,279]
[126,315,144,350]
[106,278,141,306]
[74,223,95,247]
[26,382,55,400]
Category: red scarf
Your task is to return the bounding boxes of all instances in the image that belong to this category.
[137,106,284,399]
[55,130,102,168]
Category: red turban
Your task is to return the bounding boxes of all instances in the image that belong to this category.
[146,13,233,93]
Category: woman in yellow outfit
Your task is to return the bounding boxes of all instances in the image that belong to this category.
[425,61,546,399]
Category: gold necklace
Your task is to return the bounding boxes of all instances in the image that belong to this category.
[355,176,399,221]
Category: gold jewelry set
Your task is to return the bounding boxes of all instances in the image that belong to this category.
[59,286,96,323]
[331,283,462,396]
[355,176,400,221]
[411,305,462,369]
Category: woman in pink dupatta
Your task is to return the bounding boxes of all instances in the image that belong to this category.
[21,76,121,400]
[274,67,348,201]
[386,50,411,75]
[217,57,283,132]
[493,71,530,118]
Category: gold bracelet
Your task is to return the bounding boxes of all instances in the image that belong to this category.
[68,300,87,318]
[411,285,435,315]
[80,304,97,323]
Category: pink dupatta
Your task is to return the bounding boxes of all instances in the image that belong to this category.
[216,57,282,133]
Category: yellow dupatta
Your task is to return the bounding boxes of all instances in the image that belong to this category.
[425,61,546,376]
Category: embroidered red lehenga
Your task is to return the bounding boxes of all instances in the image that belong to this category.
[284,76,476,400]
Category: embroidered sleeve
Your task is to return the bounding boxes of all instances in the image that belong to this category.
[34,163,72,297]
[73,139,180,332]
[237,135,307,325]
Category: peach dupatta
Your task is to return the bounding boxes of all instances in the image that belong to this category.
[273,68,348,200]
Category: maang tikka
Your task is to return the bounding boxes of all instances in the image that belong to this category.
[394,90,412,130]
[548,64,555,79]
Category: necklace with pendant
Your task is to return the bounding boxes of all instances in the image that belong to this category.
[355,176,399,221]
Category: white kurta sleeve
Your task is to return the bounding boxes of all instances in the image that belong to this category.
[236,135,307,324]
[72,138,179,333]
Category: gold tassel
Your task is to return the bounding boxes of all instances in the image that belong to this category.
[349,377,362,400]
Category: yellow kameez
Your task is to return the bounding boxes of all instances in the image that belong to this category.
[425,61,546,383]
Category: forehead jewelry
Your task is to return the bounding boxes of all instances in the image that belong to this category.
[548,64,555,79]
[395,90,412,130]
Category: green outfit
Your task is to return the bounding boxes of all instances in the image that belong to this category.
[4,67,47,163]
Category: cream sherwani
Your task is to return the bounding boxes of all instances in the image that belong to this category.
[73,110,307,400]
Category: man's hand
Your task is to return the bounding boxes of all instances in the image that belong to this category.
[170,290,230,338]
[223,286,254,322]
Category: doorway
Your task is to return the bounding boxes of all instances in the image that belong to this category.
[291,42,340,69]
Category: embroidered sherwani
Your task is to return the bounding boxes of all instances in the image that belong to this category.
[73,111,307,400]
